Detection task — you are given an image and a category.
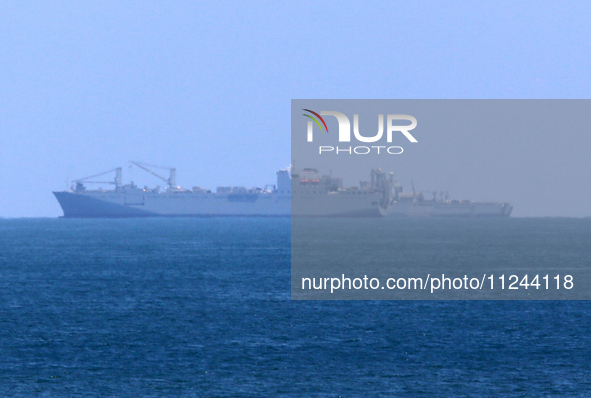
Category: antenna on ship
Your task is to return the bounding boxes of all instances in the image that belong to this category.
[130,161,178,190]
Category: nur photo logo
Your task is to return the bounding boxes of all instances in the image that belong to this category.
[302,109,418,155]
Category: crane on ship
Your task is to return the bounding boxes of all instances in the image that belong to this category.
[130,161,179,190]
[72,168,122,191]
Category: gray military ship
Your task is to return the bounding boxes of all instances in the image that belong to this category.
[53,163,512,218]
[290,168,512,217]
[53,162,389,218]
[382,173,513,217]
[54,162,291,218]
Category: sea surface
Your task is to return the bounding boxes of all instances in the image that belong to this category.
[0,218,590,397]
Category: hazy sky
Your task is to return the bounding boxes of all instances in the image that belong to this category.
[1,1,590,217]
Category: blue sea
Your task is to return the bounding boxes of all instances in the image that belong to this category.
[1,218,590,396]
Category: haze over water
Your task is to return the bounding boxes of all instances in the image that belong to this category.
[1,2,590,217]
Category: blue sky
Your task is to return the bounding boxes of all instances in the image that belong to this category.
[0,1,590,217]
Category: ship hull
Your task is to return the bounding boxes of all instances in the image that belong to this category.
[54,191,512,218]
[53,191,292,218]
[386,201,513,217]
[53,191,384,218]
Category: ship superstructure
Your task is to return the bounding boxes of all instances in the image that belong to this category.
[291,168,391,217]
